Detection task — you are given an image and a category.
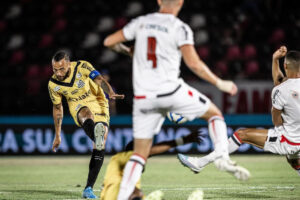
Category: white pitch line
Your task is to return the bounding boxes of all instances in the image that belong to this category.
[66,186,295,192]
[144,186,295,191]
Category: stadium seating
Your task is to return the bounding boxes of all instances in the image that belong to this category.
[0,0,299,114]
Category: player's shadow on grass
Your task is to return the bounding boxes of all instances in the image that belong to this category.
[3,189,77,197]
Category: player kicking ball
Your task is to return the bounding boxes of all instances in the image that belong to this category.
[48,51,124,198]
[178,46,300,177]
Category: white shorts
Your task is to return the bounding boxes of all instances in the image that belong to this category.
[264,127,300,157]
[133,82,211,139]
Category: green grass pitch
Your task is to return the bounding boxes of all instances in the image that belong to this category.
[0,155,299,200]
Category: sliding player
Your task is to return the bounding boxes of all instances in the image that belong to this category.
[179,46,300,176]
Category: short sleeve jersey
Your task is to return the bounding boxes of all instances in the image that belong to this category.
[271,78,300,143]
[48,60,107,112]
[123,12,194,96]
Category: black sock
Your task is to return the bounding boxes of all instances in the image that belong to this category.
[85,149,105,189]
[82,119,95,141]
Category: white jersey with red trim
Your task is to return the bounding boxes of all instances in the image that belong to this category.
[123,12,194,96]
[271,78,300,143]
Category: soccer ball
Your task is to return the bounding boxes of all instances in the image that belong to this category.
[167,112,188,124]
[187,189,204,200]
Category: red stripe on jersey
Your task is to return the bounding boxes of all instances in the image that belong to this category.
[134,96,146,99]
[280,135,300,146]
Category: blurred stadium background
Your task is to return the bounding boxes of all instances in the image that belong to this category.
[0,0,300,199]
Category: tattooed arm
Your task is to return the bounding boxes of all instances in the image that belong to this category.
[52,103,63,152]
[93,76,124,100]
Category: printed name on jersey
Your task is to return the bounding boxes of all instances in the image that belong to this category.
[145,24,168,33]
[67,90,91,102]
[76,80,85,88]
[76,72,82,79]
[81,63,93,72]
[54,86,61,92]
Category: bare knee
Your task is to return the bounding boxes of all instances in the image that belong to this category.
[77,107,94,124]
[202,103,223,121]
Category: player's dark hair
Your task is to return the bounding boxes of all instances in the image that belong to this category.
[286,51,300,62]
[285,50,300,70]
[52,50,70,62]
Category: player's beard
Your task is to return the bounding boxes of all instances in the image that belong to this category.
[57,69,71,81]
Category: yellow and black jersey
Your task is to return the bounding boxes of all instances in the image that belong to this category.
[48,60,109,126]
[101,151,141,200]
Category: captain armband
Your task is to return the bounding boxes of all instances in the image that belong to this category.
[89,70,101,80]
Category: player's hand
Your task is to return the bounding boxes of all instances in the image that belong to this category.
[52,135,61,152]
[273,46,287,60]
[129,46,134,57]
[109,93,125,100]
[216,79,238,96]
[183,131,203,145]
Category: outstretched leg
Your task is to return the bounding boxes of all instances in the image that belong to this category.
[78,107,107,199]
[178,103,229,172]
[228,128,268,153]
[178,103,250,180]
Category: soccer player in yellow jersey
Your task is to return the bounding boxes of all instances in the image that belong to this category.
[48,50,124,199]
[100,130,202,200]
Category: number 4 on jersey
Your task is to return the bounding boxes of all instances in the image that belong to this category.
[147,37,157,68]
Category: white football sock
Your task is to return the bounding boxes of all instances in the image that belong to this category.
[228,131,242,154]
[208,116,229,159]
[194,116,229,168]
[117,154,145,200]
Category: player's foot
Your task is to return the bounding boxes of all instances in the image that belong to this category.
[177,154,204,173]
[214,158,251,181]
[145,190,164,200]
[82,186,98,199]
[94,123,106,150]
